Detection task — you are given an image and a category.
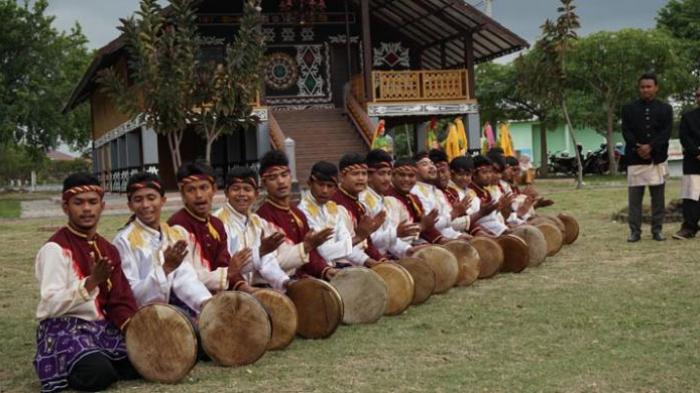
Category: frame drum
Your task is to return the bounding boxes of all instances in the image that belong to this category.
[330,267,388,324]
[286,278,343,339]
[511,225,548,267]
[468,237,504,279]
[199,292,271,367]
[371,263,414,316]
[126,303,197,384]
[536,222,564,256]
[557,213,580,244]
[442,240,480,287]
[253,289,298,350]
[397,257,436,305]
[412,246,459,294]
[497,234,530,273]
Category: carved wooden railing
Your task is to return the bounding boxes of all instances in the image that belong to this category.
[371,69,470,102]
[345,81,374,147]
[267,111,286,150]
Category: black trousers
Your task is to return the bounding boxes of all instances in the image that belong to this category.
[68,353,139,392]
[681,198,700,233]
[628,184,665,236]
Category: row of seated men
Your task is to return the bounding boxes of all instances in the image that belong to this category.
[34,147,553,392]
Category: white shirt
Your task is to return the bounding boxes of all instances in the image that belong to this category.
[411,181,462,239]
[360,187,412,257]
[214,203,289,290]
[499,180,528,225]
[114,219,212,313]
[298,191,368,266]
[35,242,101,321]
[468,184,508,237]
[627,162,667,187]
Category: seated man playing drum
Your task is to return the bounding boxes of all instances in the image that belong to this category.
[360,149,420,259]
[411,151,470,241]
[468,155,513,237]
[384,158,444,244]
[331,154,390,265]
[214,167,291,290]
[255,150,338,280]
[299,160,383,267]
[167,161,254,294]
[500,156,537,224]
[448,155,500,231]
[34,173,139,392]
[428,149,473,235]
[114,172,212,318]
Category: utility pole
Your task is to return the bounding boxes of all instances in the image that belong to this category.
[485,0,493,17]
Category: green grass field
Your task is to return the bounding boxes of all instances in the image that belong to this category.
[1,180,699,392]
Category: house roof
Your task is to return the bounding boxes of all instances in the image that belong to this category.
[64,0,528,112]
[352,0,529,68]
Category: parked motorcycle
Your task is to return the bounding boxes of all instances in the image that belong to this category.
[582,143,627,174]
[548,151,579,175]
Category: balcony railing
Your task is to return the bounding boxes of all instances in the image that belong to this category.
[372,69,470,102]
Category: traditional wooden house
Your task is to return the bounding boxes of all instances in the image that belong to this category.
[64,0,527,191]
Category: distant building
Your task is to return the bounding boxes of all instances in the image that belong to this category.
[46,150,77,162]
[507,120,624,166]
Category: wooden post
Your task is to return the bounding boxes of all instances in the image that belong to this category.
[360,0,373,102]
[463,34,476,99]
[344,0,352,76]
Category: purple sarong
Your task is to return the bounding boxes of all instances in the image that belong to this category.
[33,317,127,393]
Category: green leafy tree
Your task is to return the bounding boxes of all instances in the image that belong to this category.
[536,0,584,187]
[98,0,199,175]
[657,0,700,73]
[477,56,562,174]
[191,0,266,164]
[0,0,92,154]
[567,29,693,173]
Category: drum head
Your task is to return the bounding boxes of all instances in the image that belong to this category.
[199,292,271,367]
[330,267,388,324]
[371,263,414,316]
[286,278,343,339]
[557,213,580,244]
[442,240,480,287]
[529,215,565,234]
[536,223,564,256]
[497,234,530,273]
[126,304,197,384]
[468,237,504,278]
[397,257,435,305]
[511,225,548,267]
[412,246,459,294]
[253,289,298,350]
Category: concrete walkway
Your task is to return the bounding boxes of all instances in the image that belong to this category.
[20,192,229,218]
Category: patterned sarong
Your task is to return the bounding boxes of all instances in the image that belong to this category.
[34,317,127,393]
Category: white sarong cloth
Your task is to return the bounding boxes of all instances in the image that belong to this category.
[681,174,700,200]
[627,162,667,187]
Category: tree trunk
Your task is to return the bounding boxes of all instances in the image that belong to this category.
[539,121,549,177]
[561,100,584,189]
[167,133,179,178]
[606,104,617,174]
[205,137,214,166]
[166,130,184,177]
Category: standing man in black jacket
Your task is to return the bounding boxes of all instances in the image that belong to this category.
[674,87,700,240]
[622,73,673,242]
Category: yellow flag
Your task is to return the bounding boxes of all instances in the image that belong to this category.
[499,122,514,157]
[454,117,468,155]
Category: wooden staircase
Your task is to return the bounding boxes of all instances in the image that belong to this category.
[271,108,369,181]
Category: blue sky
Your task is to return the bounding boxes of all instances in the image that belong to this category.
[43,0,669,51]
